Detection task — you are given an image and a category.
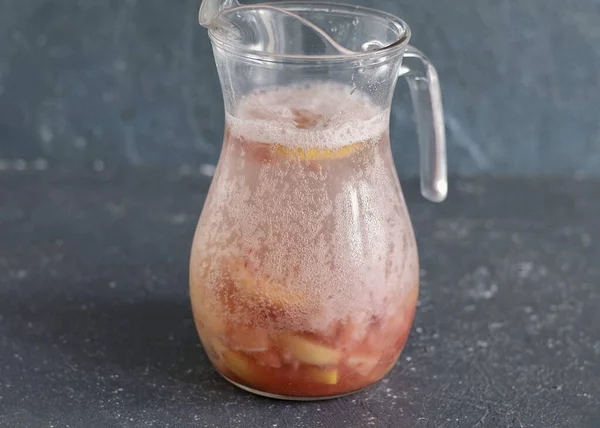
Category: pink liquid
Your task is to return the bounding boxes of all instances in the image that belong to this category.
[190,83,419,398]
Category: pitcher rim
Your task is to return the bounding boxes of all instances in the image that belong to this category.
[207,1,411,63]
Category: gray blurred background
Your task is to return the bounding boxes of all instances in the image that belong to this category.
[1,0,599,176]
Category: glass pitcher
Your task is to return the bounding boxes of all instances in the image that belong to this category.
[190,0,447,400]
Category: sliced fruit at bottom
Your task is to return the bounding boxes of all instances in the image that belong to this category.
[211,337,228,358]
[335,319,369,349]
[253,350,283,368]
[279,334,342,366]
[222,349,259,384]
[303,367,338,385]
[226,325,270,352]
[365,310,410,352]
[345,352,381,377]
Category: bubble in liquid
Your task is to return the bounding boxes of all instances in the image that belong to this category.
[352,17,360,26]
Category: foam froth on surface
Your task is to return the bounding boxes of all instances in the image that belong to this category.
[227,83,389,149]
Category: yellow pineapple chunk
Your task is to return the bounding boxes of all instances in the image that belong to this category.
[222,350,257,383]
[280,334,342,366]
[211,338,259,384]
[304,367,338,385]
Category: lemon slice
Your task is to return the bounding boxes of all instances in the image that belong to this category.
[275,143,362,161]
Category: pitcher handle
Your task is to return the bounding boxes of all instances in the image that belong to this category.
[399,45,447,202]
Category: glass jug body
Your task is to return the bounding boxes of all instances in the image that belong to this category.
[190,2,446,400]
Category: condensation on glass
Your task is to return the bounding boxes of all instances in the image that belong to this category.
[190,0,447,400]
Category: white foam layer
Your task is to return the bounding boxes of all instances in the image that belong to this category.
[227,83,389,149]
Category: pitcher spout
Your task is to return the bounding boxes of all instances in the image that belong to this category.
[199,0,240,28]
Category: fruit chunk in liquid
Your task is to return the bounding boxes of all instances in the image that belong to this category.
[194,249,417,398]
[192,98,418,397]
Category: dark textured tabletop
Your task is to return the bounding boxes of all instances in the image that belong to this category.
[1,170,599,427]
